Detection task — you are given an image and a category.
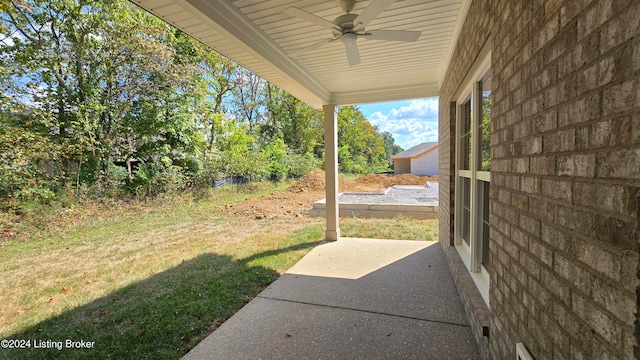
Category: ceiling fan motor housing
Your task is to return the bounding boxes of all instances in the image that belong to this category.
[333,13,358,36]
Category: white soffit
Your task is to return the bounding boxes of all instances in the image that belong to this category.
[132,0,469,108]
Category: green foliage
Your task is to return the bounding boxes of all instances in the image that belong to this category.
[0,111,62,201]
[481,92,492,171]
[130,158,186,197]
[225,150,267,179]
[380,131,404,169]
[101,164,130,198]
[262,139,289,180]
[1,0,203,183]
[337,106,390,174]
[284,151,318,178]
[262,84,323,156]
[15,187,56,203]
[262,139,319,180]
[0,0,403,204]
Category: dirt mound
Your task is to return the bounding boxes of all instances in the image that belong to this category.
[287,169,326,193]
[288,170,437,193]
[226,170,438,220]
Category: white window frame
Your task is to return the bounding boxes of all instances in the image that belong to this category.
[454,51,491,307]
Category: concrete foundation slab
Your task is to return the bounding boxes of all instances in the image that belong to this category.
[310,183,439,220]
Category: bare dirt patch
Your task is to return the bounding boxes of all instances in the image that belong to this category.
[227,169,437,219]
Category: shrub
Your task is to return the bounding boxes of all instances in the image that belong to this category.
[130,158,186,197]
[285,151,318,178]
[262,139,288,180]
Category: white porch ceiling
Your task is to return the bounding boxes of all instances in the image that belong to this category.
[132,0,470,108]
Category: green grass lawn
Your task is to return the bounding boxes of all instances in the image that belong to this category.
[0,182,438,359]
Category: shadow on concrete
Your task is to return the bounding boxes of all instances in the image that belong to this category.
[183,239,481,360]
[1,241,321,360]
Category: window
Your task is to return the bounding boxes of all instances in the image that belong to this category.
[454,54,491,306]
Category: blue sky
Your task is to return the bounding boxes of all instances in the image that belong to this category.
[358,97,439,151]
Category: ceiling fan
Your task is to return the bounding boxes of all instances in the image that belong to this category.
[284,0,422,67]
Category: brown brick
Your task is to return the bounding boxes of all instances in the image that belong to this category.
[523,93,544,118]
[530,239,553,267]
[530,155,557,175]
[609,114,633,147]
[511,192,530,212]
[560,0,598,27]
[572,293,622,345]
[513,157,530,173]
[593,214,637,251]
[544,128,575,153]
[573,181,624,213]
[600,1,640,53]
[533,109,558,133]
[557,153,596,177]
[574,237,620,281]
[520,176,540,194]
[531,66,556,94]
[531,198,556,223]
[624,186,640,219]
[511,227,529,250]
[554,205,594,235]
[522,137,543,156]
[591,275,636,326]
[558,92,601,127]
[596,148,640,179]
[520,213,541,236]
[520,252,541,281]
[603,79,637,116]
[541,178,572,202]
[591,340,625,360]
[577,126,593,151]
[514,118,532,140]
[576,0,613,40]
[504,173,519,191]
[554,252,592,294]
[589,120,612,147]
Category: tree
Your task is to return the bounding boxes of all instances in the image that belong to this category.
[380,131,403,169]
[337,106,388,173]
[263,83,323,156]
[231,68,265,130]
[197,49,242,155]
[203,115,265,179]
[1,0,204,188]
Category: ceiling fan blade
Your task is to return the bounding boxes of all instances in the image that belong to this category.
[343,39,361,67]
[289,38,337,57]
[353,0,396,31]
[284,7,340,31]
[363,30,422,42]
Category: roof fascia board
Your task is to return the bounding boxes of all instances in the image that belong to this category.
[392,144,439,159]
[331,82,440,106]
[409,145,439,159]
[186,0,331,107]
[438,0,472,86]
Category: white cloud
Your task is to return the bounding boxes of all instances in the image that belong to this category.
[367,98,439,150]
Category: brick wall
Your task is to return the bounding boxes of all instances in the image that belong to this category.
[438,1,493,358]
[439,0,639,359]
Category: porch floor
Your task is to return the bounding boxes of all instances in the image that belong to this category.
[182,238,481,360]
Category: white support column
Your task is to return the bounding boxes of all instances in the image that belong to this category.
[323,104,340,241]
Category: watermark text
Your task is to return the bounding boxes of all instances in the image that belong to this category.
[1,339,95,350]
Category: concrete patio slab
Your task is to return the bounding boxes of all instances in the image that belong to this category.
[182,238,481,360]
[261,238,468,325]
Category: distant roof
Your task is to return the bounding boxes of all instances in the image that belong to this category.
[392,142,439,159]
